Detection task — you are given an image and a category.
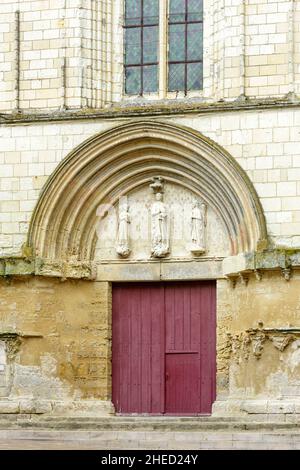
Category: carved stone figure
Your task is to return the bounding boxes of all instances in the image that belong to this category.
[151,192,169,258]
[190,201,206,255]
[116,201,130,258]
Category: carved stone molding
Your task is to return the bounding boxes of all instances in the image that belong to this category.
[27,120,267,265]
[251,333,266,358]
[0,333,21,362]
[0,257,94,280]
[223,250,300,281]
[228,325,300,361]
[270,335,293,352]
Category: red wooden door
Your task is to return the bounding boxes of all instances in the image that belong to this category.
[112,282,216,415]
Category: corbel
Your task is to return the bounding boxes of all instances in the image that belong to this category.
[226,275,238,288]
[282,267,292,281]
[254,269,262,281]
[239,272,249,286]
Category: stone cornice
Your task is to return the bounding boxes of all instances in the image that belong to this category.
[223,249,300,284]
[1,249,300,281]
[0,257,93,280]
[1,97,300,125]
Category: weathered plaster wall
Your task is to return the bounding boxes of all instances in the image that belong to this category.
[0,277,111,409]
[1,272,300,414]
[217,272,300,401]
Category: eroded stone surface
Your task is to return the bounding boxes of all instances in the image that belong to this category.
[0,277,112,407]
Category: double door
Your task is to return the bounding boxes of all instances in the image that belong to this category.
[112,282,216,415]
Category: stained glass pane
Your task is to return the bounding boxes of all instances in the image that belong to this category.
[169,24,185,62]
[143,26,158,63]
[188,0,203,22]
[168,63,185,91]
[125,27,141,65]
[143,0,159,25]
[143,65,158,92]
[169,0,186,23]
[187,62,202,90]
[125,67,141,95]
[187,23,203,61]
[125,0,141,26]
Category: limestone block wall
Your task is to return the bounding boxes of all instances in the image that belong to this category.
[1,0,300,112]
[0,277,112,409]
[1,108,300,256]
[0,0,114,111]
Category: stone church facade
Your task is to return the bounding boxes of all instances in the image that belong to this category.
[1,0,300,418]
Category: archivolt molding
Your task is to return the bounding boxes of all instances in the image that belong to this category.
[27,120,267,268]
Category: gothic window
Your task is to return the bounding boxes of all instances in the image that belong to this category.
[168,0,203,92]
[124,0,159,95]
[124,0,203,96]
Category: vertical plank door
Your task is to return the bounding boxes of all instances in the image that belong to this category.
[112,281,216,415]
[164,282,216,414]
[112,283,165,414]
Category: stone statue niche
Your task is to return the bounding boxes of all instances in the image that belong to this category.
[116,198,131,258]
[150,177,170,258]
[190,201,206,256]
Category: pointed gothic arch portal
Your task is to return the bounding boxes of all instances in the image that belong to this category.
[28,120,267,280]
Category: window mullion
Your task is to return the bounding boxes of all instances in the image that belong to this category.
[159,0,168,99]
[141,0,144,95]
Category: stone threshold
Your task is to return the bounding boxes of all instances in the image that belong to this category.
[0,415,300,432]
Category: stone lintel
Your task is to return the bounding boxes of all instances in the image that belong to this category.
[96,258,224,282]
